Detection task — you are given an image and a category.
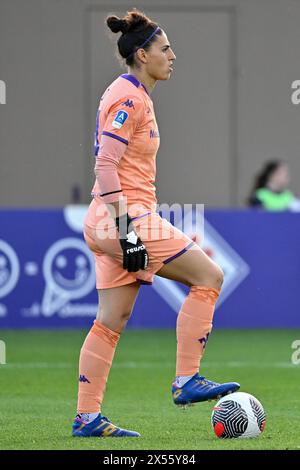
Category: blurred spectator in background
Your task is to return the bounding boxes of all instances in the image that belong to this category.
[248,160,300,211]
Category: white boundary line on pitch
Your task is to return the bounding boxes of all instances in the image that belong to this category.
[1,361,299,369]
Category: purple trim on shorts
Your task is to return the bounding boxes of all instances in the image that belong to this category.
[101,131,128,145]
[131,212,151,221]
[137,279,153,285]
[162,241,195,265]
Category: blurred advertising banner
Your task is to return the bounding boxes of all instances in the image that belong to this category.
[0,205,299,328]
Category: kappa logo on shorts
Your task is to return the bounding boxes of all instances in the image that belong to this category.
[112,110,129,129]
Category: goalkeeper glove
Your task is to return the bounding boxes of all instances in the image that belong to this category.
[115,213,149,272]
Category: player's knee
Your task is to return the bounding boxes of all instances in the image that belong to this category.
[114,310,132,333]
[96,307,132,331]
[213,266,224,290]
[119,309,132,321]
[193,265,224,291]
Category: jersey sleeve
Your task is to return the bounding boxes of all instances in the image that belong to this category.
[101,95,145,146]
[94,135,127,203]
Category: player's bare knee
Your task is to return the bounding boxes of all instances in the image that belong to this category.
[98,308,131,323]
[192,266,224,291]
[119,309,132,321]
[213,267,224,290]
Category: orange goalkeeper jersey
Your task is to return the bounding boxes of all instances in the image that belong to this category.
[91,73,161,217]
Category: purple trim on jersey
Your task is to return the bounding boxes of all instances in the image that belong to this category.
[162,241,195,265]
[120,74,151,97]
[101,131,128,146]
[131,212,151,222]
[141,84,150,96]
[137,279,153,285]
[94,109,100,156]
[121,74,140,89]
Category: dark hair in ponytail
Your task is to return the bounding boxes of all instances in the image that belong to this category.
[247,160,284,206]
[106,8,162,66]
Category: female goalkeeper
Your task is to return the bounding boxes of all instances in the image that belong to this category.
[72,8,240,438]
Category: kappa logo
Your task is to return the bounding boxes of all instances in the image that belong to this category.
[198,332,210,349]
[122,99,135,109]
[79,375,91,383]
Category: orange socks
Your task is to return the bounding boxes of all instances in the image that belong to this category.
[176,285,220,376]
[77,319,120,413]
[77,286,219,412]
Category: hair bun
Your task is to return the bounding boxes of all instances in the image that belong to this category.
[106,16,128,34]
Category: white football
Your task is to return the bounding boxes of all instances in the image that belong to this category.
[211,392,266,438]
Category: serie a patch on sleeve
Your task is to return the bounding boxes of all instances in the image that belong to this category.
[112,110,129,129]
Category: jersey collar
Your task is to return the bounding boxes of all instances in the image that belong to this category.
[120,73,151,98]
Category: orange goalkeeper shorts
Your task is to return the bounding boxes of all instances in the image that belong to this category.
[83,199,196,289]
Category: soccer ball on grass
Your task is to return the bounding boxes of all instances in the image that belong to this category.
[211,392,266,438]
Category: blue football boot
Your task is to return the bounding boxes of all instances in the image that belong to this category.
[72,413,141,437]
[172,373,240,406]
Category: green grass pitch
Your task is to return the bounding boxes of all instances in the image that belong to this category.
[0,328,299,450]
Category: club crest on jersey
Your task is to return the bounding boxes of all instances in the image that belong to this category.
[112,110,129,129]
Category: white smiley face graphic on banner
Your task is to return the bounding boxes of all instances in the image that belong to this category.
[42,238,95,316]
[0,239,20,299]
